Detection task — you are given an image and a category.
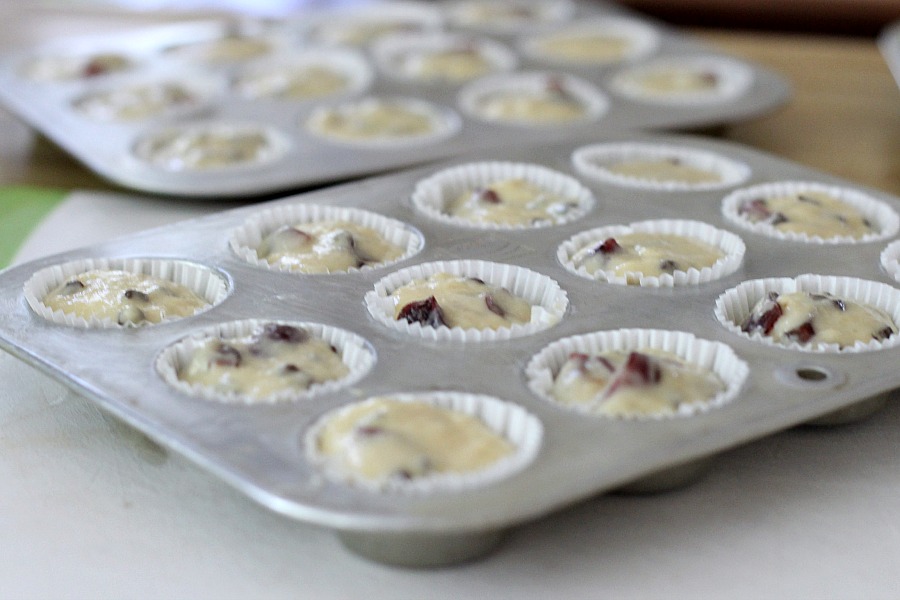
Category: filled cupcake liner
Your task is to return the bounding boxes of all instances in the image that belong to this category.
[24,257,229,329]
[230,47,374,101]
[303,95,462,147]
[295,1,444,47]
[879,239,900,284]
[131,120,293,172]
[70,72,222,123]
[410,160,595,230]
[608,55,755,105]
[571,142,752,191]
[457,70,609,126]
[18,50,139,83]
[720,181,900,244]
[155,318,375,404]
[444,0,576,34]
[525,328,749,420]
[365,259,568,342]
[517,16,660,66]
[228,203,424,274]
[714,274,900,353]
[557,219,746,287]
[304,390,544,493]
[371,32,518,84]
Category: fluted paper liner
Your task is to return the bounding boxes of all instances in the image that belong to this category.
[410,160,595,229]
[609,55,755,105]
[721,181,900,244]
[229,203,424,274]
[304,390,544,493]
[879,239,900,284]
[155,319,375,404]
[571,142,751,191]
[715,274,900,353]
[525,328,749,419]
[558,219,746,287]
[24,257,228,329]
[371,32,517,83]
[457,70,609,126]
[304,95,461,147]
[517,16,660,66]
[365,259,568,342]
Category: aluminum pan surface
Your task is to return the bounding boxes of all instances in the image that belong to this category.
[0,1,789,197]
[0,131,897,535]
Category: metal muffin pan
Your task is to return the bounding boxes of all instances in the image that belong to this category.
[2,131,898,567]
[0,0,789,197]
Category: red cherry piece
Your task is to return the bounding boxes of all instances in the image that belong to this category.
[397,296,447,328]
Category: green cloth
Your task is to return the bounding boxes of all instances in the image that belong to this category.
[0,186,67,268]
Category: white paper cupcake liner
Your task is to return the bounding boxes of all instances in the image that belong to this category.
[371,32,517,84]
[228,203,424,274]
[303,95,461,148]
[24,257,229,329]
[558,219,746,287]
[444,0,576,34]
[304,390,544,493]
[160,20,285,66]
[410,161,595,230]
[457,70,609,126]
[879,239,900,284]
[525,328,749,420]
[571,142,752,191]
[131,120,292,172]
[714,274,900,353]
[295,2,444,47]
[230,47,374,102]
[365,259,568,342]
[18,50,138,83]
[609,55,755,105]
[155,319,375,404]
[517,16,660,66]
[720,181,900,244]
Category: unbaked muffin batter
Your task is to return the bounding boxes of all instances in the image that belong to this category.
[741,291,897,348]
[233,64,350,100]
[391,272,532,329]
[604,158,722,185]
[572,232,724,282]
[21,52,132,81]
[42,269,209,325]
[165,35,271,64]
[446,177,580,226]
[257,220,404,273]
[314,397,514,483]
[179,323,349,399]
[73,82,197,121]
[137,127,276,170]
[475,80,587,123]
[307,99,438,141]
[737,190,874,239]
[532,32,632,62]
[619,67,720,95]
[550,348,725,416]
[394,45,496,82]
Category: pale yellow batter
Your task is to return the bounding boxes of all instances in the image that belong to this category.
[446,177,580,226]
[21,52,132,81]
[311,20,425,46]
[165,35,271,64]
[604,158,722,185]
[233,65,350,100]
[550,348,725,416]
[257,220,404,273]
[314,397,514,483]
[42,269,208,326]
[73,82,197,121]
[572,232,724,282]
[137,127,276,170]
[737,190,874,239]
[394,46,495,82]
[307,100,438,141]
[533,32,632,62]
[620,67,720,95]
[391,272,532,330]
[179,323,349,399]
[475,83,586,123]
[741,291,897,348]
